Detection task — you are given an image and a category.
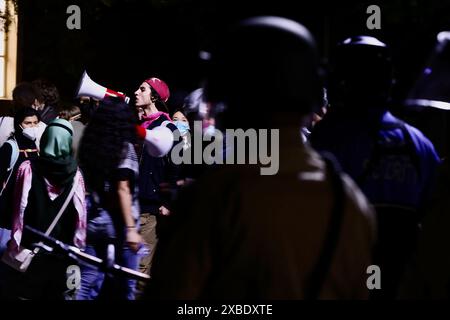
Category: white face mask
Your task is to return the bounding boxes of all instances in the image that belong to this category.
[22,127,38,141]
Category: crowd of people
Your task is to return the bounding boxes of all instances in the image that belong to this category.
[0,15,448,300]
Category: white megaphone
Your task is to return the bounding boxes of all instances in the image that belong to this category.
[136,123,174,158]
[76,71,130,103]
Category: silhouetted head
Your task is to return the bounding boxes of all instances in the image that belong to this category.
[12,82,42,112]
[32,78,60,107]
[330,35,393,109]
[205,16,322,128]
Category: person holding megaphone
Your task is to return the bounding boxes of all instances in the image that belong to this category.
[133,77,181,297]
[75,71,175,158]
[75,73,180,295]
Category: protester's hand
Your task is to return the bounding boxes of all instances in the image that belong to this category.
[126,228,143,252]
[159,206,171,216]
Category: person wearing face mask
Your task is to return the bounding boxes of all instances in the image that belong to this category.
[172,109,191,150]
[1,83,47,148]
[170,108,194,189]
[0,108,41,228]
[0,108,41,296]
[2,118,86,300]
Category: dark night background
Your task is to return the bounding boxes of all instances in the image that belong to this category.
[14,0,450,112]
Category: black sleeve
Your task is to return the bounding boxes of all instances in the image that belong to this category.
[0,143,13,184]
[114,168,134,181]
[113,167,135,192]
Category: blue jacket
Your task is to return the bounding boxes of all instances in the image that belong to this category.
[311,109,440,215]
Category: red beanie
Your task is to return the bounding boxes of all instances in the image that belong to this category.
[145,78,170,102]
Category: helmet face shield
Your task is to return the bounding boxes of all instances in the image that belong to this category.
[405,32,450,110]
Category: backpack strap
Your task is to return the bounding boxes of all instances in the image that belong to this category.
[305,152,346,299]
[160,120,173,128]
[5,139,19,172]
[45,172,80,235]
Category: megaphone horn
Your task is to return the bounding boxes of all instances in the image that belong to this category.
[76,71,130,104]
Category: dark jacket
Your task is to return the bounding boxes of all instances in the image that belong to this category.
[138,115,180,215]
[0,134,39,228]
